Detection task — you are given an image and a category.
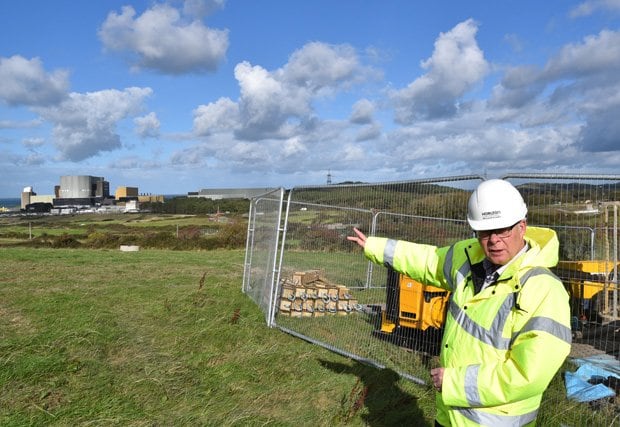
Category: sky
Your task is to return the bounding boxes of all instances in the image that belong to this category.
[1,0,620,198]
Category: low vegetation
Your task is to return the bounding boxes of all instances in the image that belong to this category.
[0,212,247,250]
[141,196,249,215]
[0,247,435,425]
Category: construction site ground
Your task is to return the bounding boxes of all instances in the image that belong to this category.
[569,320,620,359]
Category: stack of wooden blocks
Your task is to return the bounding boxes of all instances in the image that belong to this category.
[278,270,360,317]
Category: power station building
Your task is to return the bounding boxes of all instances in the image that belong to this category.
[21,186,54,211]
[54,175,111,208]
[115,186,139,201]
[17,175,169,214]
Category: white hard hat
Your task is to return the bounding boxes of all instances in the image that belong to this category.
[467,179,527,231]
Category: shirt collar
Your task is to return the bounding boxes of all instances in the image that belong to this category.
[483,241,529,278]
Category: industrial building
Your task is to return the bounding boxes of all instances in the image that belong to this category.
[115,187,165,204]
[188,187,277,200]
[21,186,55,211]
[138,194,164,203]
[21,186,35,210]
[18,176,267,214]
[19,175,164,214]
[115,186,139,201]
[53,175,111,208]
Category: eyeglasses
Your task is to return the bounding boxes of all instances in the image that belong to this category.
[477,221,522,240]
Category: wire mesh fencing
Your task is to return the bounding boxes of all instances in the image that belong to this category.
[242,188,285,324]
[243,174,620,426]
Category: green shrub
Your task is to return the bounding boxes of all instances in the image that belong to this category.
[138,231,168,249]
[51,233,81,248]
[85,231,121,249]
[216,221,247,248]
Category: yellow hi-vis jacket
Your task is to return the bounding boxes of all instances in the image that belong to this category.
[363,226,572,427]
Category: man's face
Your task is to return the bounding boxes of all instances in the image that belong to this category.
[477,220,527,265]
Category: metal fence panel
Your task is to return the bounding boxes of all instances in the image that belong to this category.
[242,188,284,325]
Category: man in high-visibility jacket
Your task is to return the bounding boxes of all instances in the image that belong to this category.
[348,179,571,427]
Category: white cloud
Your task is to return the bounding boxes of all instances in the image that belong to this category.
[4,151,47,167]
[0,118,43,129]
[134,112,160,138]
[545,30,620,84]
[108,156,162,170]
[170,143,215,166]
[488,66,544,109]
[577,104,620,151]
[392,19,489,123]
[232,42,371,140]
[349,99,375,124]
[282,42,364,92]
[233,61,305,139]
[281,137,308,158]
[23,152,46,166]
[384,120,577,175]
[182,0,226,18]
[35,87,153,161]
[99,4,229,74]
[355,123,381,142]
[493,29,620,102]
[570,0,620,17]
[193,97,239,135]
[22,137,45,147]
[0,55,69,106]
[184,41,378,179]
[228,141,270,165]
[489,27,620,151]
[341,143,366,162]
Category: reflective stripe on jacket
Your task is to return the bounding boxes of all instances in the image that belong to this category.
[363,226,572,427]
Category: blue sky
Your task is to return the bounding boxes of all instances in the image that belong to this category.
[1,0,620,198]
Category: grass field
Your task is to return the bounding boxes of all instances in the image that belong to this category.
[0,247,437,426]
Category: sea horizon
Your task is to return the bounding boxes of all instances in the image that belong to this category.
[0,198,20,208]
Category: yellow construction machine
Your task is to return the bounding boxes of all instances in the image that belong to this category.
[372,269,450,355]
[554,260,620,326]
